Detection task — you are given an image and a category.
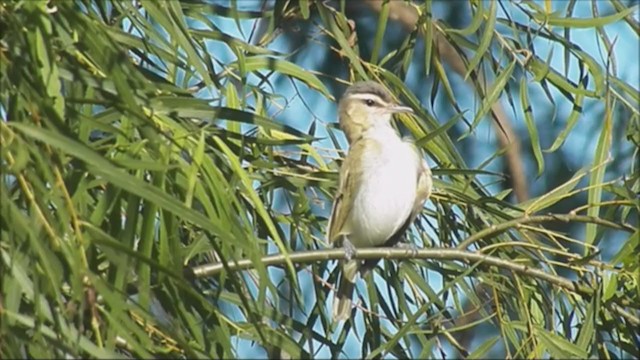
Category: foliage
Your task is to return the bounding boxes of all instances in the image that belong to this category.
[1,1,638,358]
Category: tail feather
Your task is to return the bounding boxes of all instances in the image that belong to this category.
[332,259,359,321]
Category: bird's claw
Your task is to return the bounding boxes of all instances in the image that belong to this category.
[342,237,357,261]
[395,241,419,257]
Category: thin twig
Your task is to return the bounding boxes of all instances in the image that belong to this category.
[456,213,634,250]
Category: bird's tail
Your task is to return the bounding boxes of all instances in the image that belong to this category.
[332,259,359,322]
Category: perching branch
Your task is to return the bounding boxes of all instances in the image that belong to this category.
[188,246,639,326]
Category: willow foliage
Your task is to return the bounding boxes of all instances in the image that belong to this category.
[1,1,638,359]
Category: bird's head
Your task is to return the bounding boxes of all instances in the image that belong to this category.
[338,81,413,143]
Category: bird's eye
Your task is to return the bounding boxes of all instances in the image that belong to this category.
[365,99,375,106]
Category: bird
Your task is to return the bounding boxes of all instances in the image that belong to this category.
[328,81,432,322]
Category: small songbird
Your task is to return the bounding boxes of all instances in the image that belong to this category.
[328,81,432,322]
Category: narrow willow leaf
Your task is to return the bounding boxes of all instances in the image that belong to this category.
[402,266,446,309]
[149,97,312,139]
[575,294,597,353]
[585,98,614,251]
[544,0,552,14]
[446,1,484,36]
[520,77,544,176]
[528,57,598,97]
[423,3,433,75]
[536,326,589,358]
[11,123,232,237]
[464,0,496,80]
[212,136,297,282]
[468,335,499,359]
[522,165,590,214]
[142,1,216,90]
[415,111,466,147]
[611,76,640,105]
[316,3,367,78]
[137,156,167,309]
[230,56,332,99]
[34,17,65,118]
[185,131,205,208]
[574,49,605,96]
[371,1,390,64]
[299,0,310,19]
[546,86,584,153]
[563,0,577,76]
[466,60,516,138]
[182,2,272,19]
[533,5,638,28]
[225,82,242,134]
[110,158,176,171]
[1,190,65,306]
[432,52,458,113]
[190,29,277,55]
[610,229,639,266]
[7,309,125,357]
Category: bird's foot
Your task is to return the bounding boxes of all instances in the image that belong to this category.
[395,241,419,258]
[342,237,357,261]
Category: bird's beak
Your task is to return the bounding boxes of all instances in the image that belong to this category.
[388,105,414,114]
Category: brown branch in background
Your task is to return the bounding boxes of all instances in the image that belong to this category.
[362,0,529,202]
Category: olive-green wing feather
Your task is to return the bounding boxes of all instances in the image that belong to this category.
[327,140,368,245]
[327,157,352,244]
[413,159,432,217]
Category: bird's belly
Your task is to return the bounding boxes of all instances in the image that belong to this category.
[347,152,417,247]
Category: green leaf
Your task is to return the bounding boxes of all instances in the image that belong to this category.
[575,295,596,353]
[10,123,233,238]
[464,0,496,80]
[545,87,585,153]
[465,60,516,138]
[232,56,333,99]
[522,165,590,214]
[520,77,544,176]
[371,1,390,64]
[536,326,588,358]
[211,136,297,284]
[142,1,216,90]
[447,1,484,36]
[528,57,599,97]
[585,98,614,251]
[533,5,638,28]
[149,97,313,139]
[422,2,433,75]
[299,0,310,19]
[3,310,123,359]
[468,335,499,359]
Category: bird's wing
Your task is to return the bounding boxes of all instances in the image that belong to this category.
[327,141,366,245]
[413,158,432,218]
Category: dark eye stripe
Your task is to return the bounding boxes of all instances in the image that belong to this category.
[363,98,385,107]
[346,93,388,107]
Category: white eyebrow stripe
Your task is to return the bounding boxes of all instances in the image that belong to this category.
[346,93,388,105]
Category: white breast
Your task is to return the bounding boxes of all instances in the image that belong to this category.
[346,135,419,248]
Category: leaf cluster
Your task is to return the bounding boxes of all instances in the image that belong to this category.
[1,1,638,358]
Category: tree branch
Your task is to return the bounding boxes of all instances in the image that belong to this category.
[187,247,638,326]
